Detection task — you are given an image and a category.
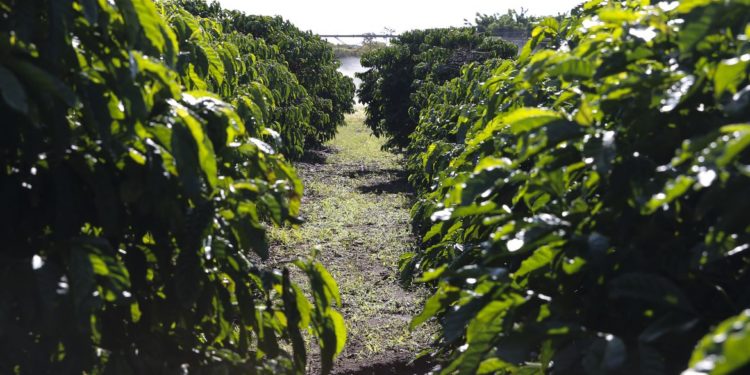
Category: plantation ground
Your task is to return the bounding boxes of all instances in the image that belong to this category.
[268,107,434,374]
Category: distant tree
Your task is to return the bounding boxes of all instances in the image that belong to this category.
[362,32,377,45]
[357,27,517,150]
[473,8,562,35]
[172,0,223,18]
[178,0,356,147]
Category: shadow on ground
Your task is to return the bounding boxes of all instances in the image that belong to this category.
[352,168,412,195]
[344,168,403,178]
[334,354,435,375]
[357,177,412,195]
[301,146,335,164]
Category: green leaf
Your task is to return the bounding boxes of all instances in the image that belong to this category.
[418,265,447,282]
[677,2,716,54]
[643,175,695,214]
[259,194,283,225]
[0,65,28,113]
[128,0,178,61]
[422,222,444,243]
[504,108,565,134]
[718,124,750,167]
[89,254,109,276]
[686,310,750,375]
[449,294,525,374]
[68,243,104,320]
[442,295,491,343]
[609,273,694,312]
[80,0,99,23]
[130,302,142,323]
[549,59,595,80]
[293,284,312,328]
[174,104,218,190]
[236,95,266,131]
[77,238,131,299]
[232,218,268,260]
[315,262,341,307]
[330,309,347,355]
[513,244,561,280]
[411,285,455,329]
[130,51,180,97]
[195,40,225,86]
[478,358,516,374]
[6,58,75,107]
[598,8,640,23]
[715,57,749,96]
[282,270,307,371]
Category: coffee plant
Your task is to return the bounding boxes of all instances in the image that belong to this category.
[402,0,750,373]
[474,10,541,34]
[0,0,347,373]
[226,13,356,147]
[177,0,356,150]
[164,4,315,159]
[405,59,507,199]
[357,27,518,150]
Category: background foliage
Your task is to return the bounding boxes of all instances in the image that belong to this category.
[473,9,542,34]
[177,0,356,150]
[163,3,314,160]
[401,0,750,374]
[357,27,518,150]
[0,0,348,373]
[224,14,356,147]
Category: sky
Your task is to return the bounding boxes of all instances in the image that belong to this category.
[216,0,583,37]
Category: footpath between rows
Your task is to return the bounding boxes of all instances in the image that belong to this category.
[268,108,434,374]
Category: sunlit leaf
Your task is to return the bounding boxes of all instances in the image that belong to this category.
[685,310,750,375]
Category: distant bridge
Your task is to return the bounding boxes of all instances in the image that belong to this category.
[319,34,397,38]
[320,30,529,48]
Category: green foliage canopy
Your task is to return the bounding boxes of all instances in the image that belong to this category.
[474,9,541,34]
[402,0,750,373]
[0,0,345,373]
[176,0,356,149]
[224,13,356,146]
[357,27,518,150]
[164,4,317,159]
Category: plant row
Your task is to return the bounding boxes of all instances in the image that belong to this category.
[0,0,350,373]
[177,0,357,154]
[357,27,519,150]
[396,0,750,374]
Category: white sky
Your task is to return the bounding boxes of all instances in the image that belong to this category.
[216,0,582,36]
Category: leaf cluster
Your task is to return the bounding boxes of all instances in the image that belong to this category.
[357,27,518,150]
[231,13,357,147]
[164,3,317,159]
[0,0,345,373]
[474,9,542,34]
[402,1,750,374]
[178,0,356,149]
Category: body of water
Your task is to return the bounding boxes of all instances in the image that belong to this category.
[337,56,367,91]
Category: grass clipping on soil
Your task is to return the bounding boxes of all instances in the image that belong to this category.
[268,108,435,373]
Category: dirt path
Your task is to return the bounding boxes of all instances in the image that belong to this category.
[268,108,434,374]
